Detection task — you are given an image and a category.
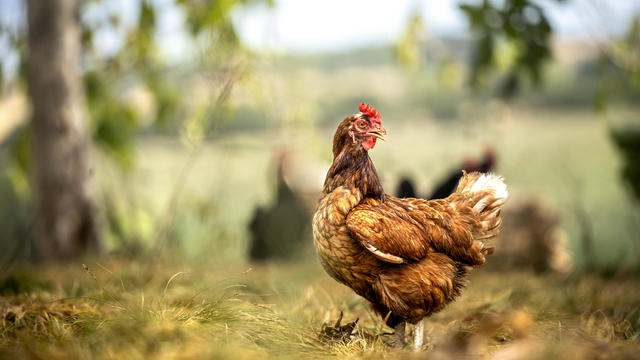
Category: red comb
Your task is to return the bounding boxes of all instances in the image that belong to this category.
[358,103,381,125]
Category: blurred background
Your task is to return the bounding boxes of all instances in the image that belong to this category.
[0,0,639,358]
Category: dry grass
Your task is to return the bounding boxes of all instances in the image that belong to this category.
[0,257,638,359]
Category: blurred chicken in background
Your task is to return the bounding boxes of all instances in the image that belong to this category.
[248,149,312,261]
[611,128,640,203]
[490,198,573,274]
[430,147,497,200]
[395,147,497,200]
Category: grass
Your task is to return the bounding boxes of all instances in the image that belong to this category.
[0,257,639,359]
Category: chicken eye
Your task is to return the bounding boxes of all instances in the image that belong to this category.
[357,120,367,129]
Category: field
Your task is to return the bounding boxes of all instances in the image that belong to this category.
[1,103,638,358]
[1,39,639,358]
[98,105,640,269]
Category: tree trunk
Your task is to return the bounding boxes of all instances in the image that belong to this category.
[27,0,101,260]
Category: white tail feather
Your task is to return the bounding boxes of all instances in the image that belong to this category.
[469,173,508,197]
[460,173,509,212]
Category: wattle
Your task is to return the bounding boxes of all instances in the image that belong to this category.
[362,136,377,151]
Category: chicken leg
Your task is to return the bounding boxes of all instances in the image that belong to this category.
[413,318,424,351]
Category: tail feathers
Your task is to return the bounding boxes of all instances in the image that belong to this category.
[456,171,508,206]
[455,171,509,261]
[457,171,508,213]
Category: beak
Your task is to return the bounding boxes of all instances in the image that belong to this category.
[367,127,387,141]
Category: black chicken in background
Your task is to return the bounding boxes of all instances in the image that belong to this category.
[395,178,417,199]
[611,128,640,203]
[248,150,311,261]
[429,147,497,199]
[395,147,497,200]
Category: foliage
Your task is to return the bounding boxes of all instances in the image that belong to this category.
[0,0,267,171]
[0,0,268,257]
[395,11,425,71]
[459,0,563,99]
[80,0,261,167]
[595,17,640,113]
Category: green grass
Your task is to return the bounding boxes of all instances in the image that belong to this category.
[0,258,639,359]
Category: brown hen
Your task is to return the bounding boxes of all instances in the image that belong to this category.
[313,104,508,350]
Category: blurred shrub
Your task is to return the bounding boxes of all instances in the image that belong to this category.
[595,17,640,112]
[395,11,425,71]
[459,0,564,98]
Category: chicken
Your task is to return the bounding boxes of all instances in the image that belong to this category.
[395,147,496,200]
[610,127,640,203]
[248,150,311,261]
[489,197,573,274]
[429,147,497,200]
[313,104,508,350]
[395,177,418,199]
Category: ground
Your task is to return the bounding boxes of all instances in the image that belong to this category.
[0,257,638,359]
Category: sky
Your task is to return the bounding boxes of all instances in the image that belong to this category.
[232,0,640,53]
